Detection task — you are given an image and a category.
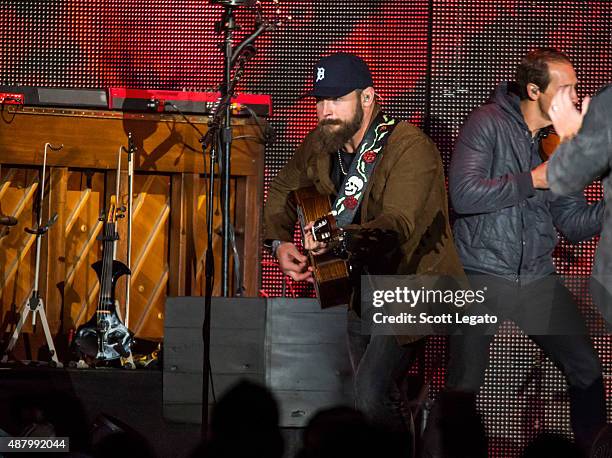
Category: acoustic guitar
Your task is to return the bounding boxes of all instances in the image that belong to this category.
[540,128,561,161]
[293,187,351,309]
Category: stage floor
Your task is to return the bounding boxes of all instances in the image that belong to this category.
[0,365,201,458]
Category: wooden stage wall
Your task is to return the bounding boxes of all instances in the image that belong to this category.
[0,107,264,344]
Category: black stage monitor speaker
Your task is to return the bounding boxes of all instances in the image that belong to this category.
[163,296,266,424]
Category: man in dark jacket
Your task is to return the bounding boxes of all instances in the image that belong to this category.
[263,53,464,445]
[423,48,606,455]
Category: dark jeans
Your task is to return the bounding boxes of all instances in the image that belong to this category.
[423,273,606,456]
[347,309,424,435]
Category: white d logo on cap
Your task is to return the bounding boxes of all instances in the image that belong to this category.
[316,67,326,82]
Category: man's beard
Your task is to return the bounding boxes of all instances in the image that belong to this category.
[315,102,364,153]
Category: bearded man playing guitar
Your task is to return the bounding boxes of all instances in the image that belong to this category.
[263,53,463,445]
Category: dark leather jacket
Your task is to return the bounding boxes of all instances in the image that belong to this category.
[450,82,603,282]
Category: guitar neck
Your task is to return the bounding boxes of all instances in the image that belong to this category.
[98,222,118,309]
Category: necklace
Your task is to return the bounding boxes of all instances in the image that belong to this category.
[337,150,348,176]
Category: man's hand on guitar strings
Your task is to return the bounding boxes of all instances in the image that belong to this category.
[303,221,330,256]
[276,242,314,283]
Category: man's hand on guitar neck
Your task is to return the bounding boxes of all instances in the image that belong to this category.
[276,242,315,283]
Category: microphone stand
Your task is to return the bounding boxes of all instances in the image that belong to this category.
[220,6,235,299]
[201,0,287,435]
[199,4,238,435]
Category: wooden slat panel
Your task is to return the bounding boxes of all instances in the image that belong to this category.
[237,172,263,295]
[0,169,38,334]
[0,110,264,350]
[132,268,168,337]
[126,175,170,339]
[65,188,91,234]
[64,171,105,331]
[169,174,187,296]
[45,167,68,332]
[0,169,16,201]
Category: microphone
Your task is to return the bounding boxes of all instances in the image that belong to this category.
[0,215,17,226]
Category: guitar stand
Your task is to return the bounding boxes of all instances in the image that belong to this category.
[2,293,62,367]
[1,143,63,367]
[2,215,62,368]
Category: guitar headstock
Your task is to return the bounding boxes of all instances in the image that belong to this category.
[100,195,126,223]
[106,195,117,223]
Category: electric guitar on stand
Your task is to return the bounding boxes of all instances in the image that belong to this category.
[72,196,134,366]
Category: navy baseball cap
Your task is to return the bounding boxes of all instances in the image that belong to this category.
[305,53,374,98]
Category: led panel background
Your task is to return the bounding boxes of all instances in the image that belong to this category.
[1,1,610,455]
[430,3,612,455]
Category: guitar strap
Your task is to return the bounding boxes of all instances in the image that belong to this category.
[332,112,399,227]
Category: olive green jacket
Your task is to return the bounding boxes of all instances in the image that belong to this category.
[265,119,462,270]
[263,119,464,342]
